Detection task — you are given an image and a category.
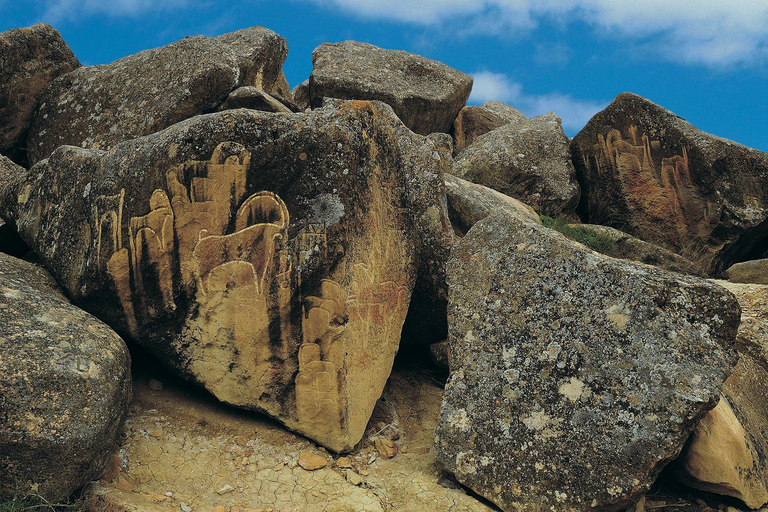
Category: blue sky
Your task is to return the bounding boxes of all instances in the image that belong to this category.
[2,0,767,151]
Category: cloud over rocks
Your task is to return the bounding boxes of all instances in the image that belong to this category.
[41,0,191,21]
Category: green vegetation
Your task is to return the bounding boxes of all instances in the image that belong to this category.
[540,215,616,255]
[0,495,83,512]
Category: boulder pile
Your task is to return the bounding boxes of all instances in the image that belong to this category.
[1,22,766,512]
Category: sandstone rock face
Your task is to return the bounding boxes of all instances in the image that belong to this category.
[571,93,768,275]
[219,86,292,113]
[0,252,131,501]
[444,173,540,236]
[435,209,739,511]
[0,23,80,162]
[453,113,580,217]
[451,101,527,155]
[27,27,290,164]
[4,103,420,453]
[727,258,768,285]
[309,41,473,136]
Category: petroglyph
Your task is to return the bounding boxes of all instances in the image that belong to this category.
[91,189,125,266]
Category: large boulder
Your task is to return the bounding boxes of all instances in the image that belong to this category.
[26,27,291,164]
[726,258,768,285]
[3,103,422,453]
[452,113,580,217]
[0,252,131,501]
[309,41,473,136]
[0,23,80,163]
[435,209,739,511]
[451,101,527,155]
[571,92,768,275]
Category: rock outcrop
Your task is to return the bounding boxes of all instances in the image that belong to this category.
[436,209,739,511]
[0,252,131,501]
[451,101,527,155]
[571,92,768,275]
[27,27,291,164]
[309,41,473,135]
[453,113,580,217]
[3,103,422,453]
[0,23,80,163]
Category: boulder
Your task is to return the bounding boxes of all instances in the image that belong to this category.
[453,113,580,217]
[3,103,421,453]
[0,252,131,501]
[435,209,739,511]
[309,41,473,136]
[571,92,768,275]
[727,258,768,285]
[0,23,80,163]
[27,27,291,164]
[293,79,310,111]
[451,101,527,155]
[219,86,292,113]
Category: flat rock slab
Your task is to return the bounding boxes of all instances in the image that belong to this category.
[6,103,421,452]
[27,26,291,164]
[0,253,131,501]
[309,41,473,135]
[0,23,79,161]
[436,209,739,511]
[571,92,768,275]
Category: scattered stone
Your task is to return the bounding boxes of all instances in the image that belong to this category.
[374,438,398,459]
[436,209,739,511]
[180,503,192,512]
[727,259,768,285]
[5,104,421,453]
[346,470,362,485]
[298,453,328,471]
[309,41,473,135]
[149,379,164,391]
[217,484,235,495]
[336,457,353,469]
[0,23,80,162]
[0,252,132,502]
[453,113,580,217]
[27,26,291,164]
[429,339,450,369]
[219,86,293,113]
[571,92,768,274]
[451,101,527,155]
[165,492,173,497]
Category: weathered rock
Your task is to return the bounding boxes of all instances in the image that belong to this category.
[571,92,768,275]
[451,102,527,155]
[718,281,768,371]
[0,23,80,163]
[309,41,473,135]
[435,209,739,511]
[429,340,450,369]
[0,252,131,501]
[565,223,701,276]
[453,113,580,217]
[27,27,291,164]
[293,79,310,111]
[444,173,540,236]
[219,86,292,113]
[727,258,768,285]
[4,103,420,452]
[298,452,328,471]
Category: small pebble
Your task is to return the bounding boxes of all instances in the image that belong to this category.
[180,503,192,512]
[298,452,328,471]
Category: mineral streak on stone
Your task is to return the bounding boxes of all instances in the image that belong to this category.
[436,209,739,511]
[0,23,80,163]
[571,92,768,275]
[309,41,473,136]
[4,103,419,452]
[27,26,291,164]
[0,252,131,502]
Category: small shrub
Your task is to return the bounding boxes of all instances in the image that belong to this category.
[540,215,616,255]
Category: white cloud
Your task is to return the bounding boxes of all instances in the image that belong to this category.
[305,0,768,67]
[41,0,190,22]
[469,71,608,133]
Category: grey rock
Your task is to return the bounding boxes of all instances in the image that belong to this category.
[219,86,292,113]
[727,259,768,285]
[453,113,580,217]
[309,41,473,135]
[0,252,131,501]
[27,26,290,164]
[293,79,310,111]
[0,23,80,163]
[451,101,527,155]
[436,209,739,511]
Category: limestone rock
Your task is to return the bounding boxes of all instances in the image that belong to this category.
[444,173,540,236]
[453,113,580,217]
[27,27,290,164]
[4,103,420,452]
[293,79,310,111]
[0,23,80,162]
[309,41,473,135]
[727,259,768,285]
[571,92,768,275]
[0,252,131,501]
[451,102,527,155]
[219,86,292,113]
[435,209,739,511]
